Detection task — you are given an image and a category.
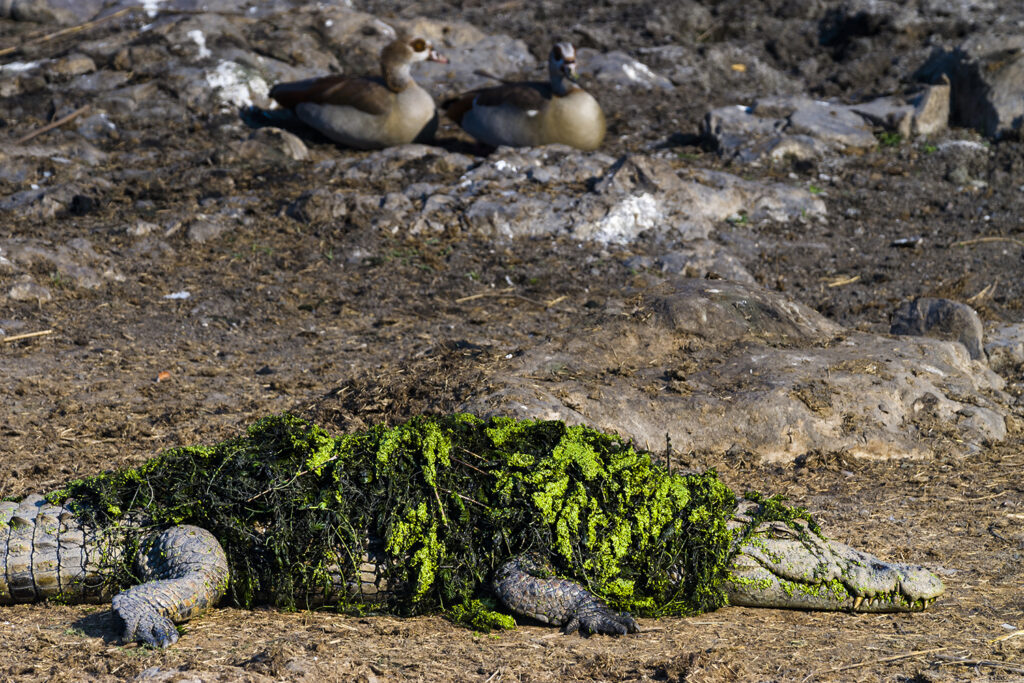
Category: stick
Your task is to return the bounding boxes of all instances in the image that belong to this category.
[951,235,1024,249]
[455,287,515,303]
[1,329,54,343]
[826,274,860,287]
[15,105,90,145]
[438,487,491,510]
[450,455,489,476]
[817,646,949,675]
[0,6,136,58]
[432,485,449,525]
[990,628,1024,643]
[934,656,1024,674]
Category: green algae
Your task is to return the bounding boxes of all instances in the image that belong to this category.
[46,413,820,627]
[445,599,516,632]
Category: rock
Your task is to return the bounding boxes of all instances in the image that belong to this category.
[67,69,130,93]
[464,278,1008,462]
[984,323,1024,375]
[918,33,1024,138]
[95,82,160,115]
[8,280,52,303]
[580,49,674,90]
[0,61,45,97]
[623,243,756,283]
[131,666,203,683]
[186,216,230,244]
[401,149,825,243]
[848,97,915,137]
[127,220,161,237]
[890,297,985,361]
[404,31,535,94]
[703,105,831,163]
[910,76,951,135]
[786,100,877,149]
[75,112,119,143]
[237,127,309,162]
[704,81,949,164]
[3,0,76,23]
[43,54,96,79]
[112,45,174,73]
[0,189,63,221]
[186,198,256,243]
[287,189,348,224]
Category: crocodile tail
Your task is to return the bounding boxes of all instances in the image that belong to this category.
[0,495,121,605]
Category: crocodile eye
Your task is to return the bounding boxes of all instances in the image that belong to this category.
[411,38,427,52]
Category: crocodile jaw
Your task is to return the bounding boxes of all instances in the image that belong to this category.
[723,522,945,613]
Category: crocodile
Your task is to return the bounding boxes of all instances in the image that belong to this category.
[0,413,944,647]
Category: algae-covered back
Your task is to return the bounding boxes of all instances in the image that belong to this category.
[47,413,778,618]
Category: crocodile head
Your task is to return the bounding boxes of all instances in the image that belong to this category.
[724,515,945,613]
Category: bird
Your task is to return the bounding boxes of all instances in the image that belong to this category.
[444,42,605,151]
[268,37,448,149]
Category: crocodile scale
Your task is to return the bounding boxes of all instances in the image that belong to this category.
[0,495,119,604]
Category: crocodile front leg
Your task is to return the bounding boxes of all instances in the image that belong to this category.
[724,512,944,613]
[113,526,229,647]
[493,555,638,635]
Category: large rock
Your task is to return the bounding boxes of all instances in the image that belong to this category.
[890,297,985,361]
[446,151,826,243]
[703,85,950,163]
[984,323,1024,375]
[464,278,1008,462]
[918,33,1024,139]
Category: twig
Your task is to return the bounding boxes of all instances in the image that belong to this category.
[826,274,860,288]
[15,105,90,145]
[990,629,1024,644]
[451,456,489,476]
[934,655,1024,674]
[966,282,996,305]
[0,6,137,58]
[439,487,491,510]
[1,329,54,343]
[458,446,489,462]
[245,454,339,503]
[951,235,1024,249]
[815,646,949,675]
[455,287,515,303]
[432,485,449,525]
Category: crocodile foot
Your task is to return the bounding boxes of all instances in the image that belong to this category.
[494,555,639,635]
[113,591,180,647]
[724,510,945,613]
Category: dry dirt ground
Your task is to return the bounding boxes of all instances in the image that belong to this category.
[2,2,1024,681]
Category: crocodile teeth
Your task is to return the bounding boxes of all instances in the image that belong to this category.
[853,596,864,610]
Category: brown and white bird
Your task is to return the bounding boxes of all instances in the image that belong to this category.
[268,37,448,149]
[444,42,605,151]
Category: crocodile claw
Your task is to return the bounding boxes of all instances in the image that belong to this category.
[115,602,180,647]
[493,555,638,636]
[113,592,179,647]
[564,602,639,635]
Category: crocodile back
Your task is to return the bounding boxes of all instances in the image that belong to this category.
[0,494,122,604]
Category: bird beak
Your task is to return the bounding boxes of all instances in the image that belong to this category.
[564,61,579,83]
[429,49,449,64]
